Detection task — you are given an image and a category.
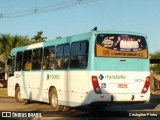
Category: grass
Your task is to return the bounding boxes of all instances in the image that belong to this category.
[0,88,7,97]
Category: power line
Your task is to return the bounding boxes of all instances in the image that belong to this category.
[0,0,98,19]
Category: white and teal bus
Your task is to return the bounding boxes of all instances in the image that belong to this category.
[7,30,150,111]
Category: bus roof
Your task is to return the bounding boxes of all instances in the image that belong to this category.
[10,30,147,54]
[97,30,147,37]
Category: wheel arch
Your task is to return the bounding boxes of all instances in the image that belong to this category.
[48,86,57,98]
[15,83,20,91]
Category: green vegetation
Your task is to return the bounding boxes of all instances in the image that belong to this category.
[0,32,46,70]
[150,51,160,74]
[0,34,32,69]
[152,64,160,74]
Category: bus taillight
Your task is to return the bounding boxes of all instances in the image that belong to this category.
[141,76,150,94]
[91,76,102,94]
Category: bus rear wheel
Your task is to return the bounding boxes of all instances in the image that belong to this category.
[49,88,64,112]
[15,87,28,104]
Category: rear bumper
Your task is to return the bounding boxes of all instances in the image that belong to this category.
[85,92,150,105]
[111,93,150,102]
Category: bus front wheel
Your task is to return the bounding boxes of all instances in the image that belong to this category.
[49,88,64,112]
[15,87,28,104]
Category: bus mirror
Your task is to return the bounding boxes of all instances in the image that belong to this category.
[7,58,11,65]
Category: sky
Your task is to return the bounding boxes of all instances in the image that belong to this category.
[0,0,160,53]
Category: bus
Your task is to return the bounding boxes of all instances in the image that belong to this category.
[7,30,150,111]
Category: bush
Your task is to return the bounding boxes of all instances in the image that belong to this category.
[151,64,160,74]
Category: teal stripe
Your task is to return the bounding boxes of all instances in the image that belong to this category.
[22,72,28,97]
[94,58,149,71]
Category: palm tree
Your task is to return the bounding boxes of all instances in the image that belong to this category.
[0,34,33,69]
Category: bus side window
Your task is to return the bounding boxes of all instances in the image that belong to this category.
[70,41,89,69]
[23,50,32,70]
[56,45,63,69]
[62,44,70,69]
[16,52,22,71]
[56,58,63,69]
[43,46,55,70]
[7,56,15,77]
[32,48,42,70]
[70,42,80,68]
[55,44,70,69]
[79,41,89,68]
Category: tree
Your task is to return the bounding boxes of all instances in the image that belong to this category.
[150,51,160,59]
[31,31,47,42]
[0,34,33,69]
[150,51,160,74]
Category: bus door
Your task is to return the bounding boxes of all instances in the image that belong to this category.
[29,48,43,100]
[21,70,31,99]
[7,56,15,97]
[21,50,32,99]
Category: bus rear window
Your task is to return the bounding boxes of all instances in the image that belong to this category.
[95,34,148,58]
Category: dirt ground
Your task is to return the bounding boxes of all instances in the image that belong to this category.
[0,88,7,97]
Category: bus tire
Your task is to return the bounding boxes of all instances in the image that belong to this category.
[15,87,28,104]
[49,88,64,112]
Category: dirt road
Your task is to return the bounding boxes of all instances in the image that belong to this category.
[0,95,160,119]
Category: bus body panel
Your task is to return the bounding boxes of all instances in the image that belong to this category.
[8,76,15,97]
[94,58,149,71]
[9,70,90,106]
[89,71,150,94]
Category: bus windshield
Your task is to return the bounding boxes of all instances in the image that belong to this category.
[95,34,148,58]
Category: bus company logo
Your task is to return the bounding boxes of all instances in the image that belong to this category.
[47,74,60,80]
[105,74,126,79]
[98,74,104,80]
